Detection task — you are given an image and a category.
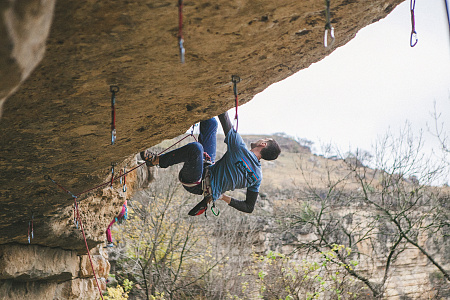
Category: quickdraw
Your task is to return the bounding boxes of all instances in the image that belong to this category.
[178,0,185,63]
[110,163,116,188]
[410,0,418,47]
[73,200,79,229]
[119,167,127,192]
[27,214,34,244]
[324,0,335,48]
[231,75,240,131]
[110,85,119,145]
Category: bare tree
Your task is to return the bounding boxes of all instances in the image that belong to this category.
[281,124,449,298]
[110,165,265,300]
[112,167,226,300]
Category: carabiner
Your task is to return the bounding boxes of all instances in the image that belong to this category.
[179,37,185,64]
[324,26,335,48]
[110,163,115,189]
[324,0,335,48]
[410,30,418,47]
[410,0,418,47]
[211,202,220,216]
[231,75,240,132]
[110,86,119,145]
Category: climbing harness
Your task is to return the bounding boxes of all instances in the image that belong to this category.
[202,166,219,216]
[178,0,185,63]
[231,75,240,131]
[110,85,119,145]
[324,0,335,48]
[27,214,34,244]
[410,0,418,47]
[202,166,220,217]
[43,175,104,300]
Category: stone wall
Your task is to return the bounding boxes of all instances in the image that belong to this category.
[0,244,108,300]
[258,205,449,299]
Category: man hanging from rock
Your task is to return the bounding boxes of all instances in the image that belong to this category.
[138,112,281,216]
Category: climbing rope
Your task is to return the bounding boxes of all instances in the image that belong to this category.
[178,0,185,63]
[410,0,418,47]
[110,86,119,145]
[73,197,104,300]
[231,75,240,131]
[44,131,200,299]
[324,0,335,48]
[45,132,197,199]
[444,0,450,42]
[44,175,104,300]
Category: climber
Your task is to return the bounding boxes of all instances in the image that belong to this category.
[139,111,281,216]
[105,200,128,247]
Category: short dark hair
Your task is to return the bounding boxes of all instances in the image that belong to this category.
[261,139,281,161]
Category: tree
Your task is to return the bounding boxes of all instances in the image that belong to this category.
[112,167,224,299]
[111,166,263,300]
[282,124,449,298]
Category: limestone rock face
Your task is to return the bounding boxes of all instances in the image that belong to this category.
[0,244,77,281]
[0,0,56,118]
[0,0,403,249]
[0,244,108,299]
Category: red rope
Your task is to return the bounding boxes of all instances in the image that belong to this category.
[47,133,197,198]
[178,0,185,63]
[44,132,199,298]
[73,197,104,300]
[178,0,183,40]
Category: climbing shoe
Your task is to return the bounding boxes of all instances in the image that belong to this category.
[140,149,158,167]
[188,196,212,216]
[104,242,114,248]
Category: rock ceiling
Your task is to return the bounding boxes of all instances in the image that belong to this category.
[0,0,403,248]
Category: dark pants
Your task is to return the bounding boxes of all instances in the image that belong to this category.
[158,118,218,194]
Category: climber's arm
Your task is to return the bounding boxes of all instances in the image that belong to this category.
[219,190,258,213]
[218,112,233,136]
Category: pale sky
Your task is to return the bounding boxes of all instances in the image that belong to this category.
[230,0,450,159]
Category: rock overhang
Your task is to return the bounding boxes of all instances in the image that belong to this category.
[0,0,404,249]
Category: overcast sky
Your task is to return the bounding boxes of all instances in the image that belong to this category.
[229,0,450,160]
